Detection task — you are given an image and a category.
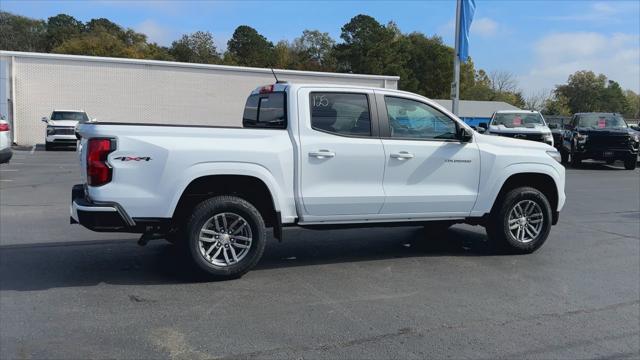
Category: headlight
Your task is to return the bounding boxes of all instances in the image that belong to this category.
[46,126,55,135]
[546,150,561,163]
[633,134,639,143]
[543,134,553,144]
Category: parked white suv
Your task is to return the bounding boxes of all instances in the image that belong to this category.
[43,110,90,150]
[0,118,12,163]
[480,110,554,147]
[72,83,566,279]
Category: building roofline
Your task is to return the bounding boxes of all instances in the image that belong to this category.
[0,51,400,81]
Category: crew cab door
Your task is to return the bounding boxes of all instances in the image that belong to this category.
[376,92,480,217]
[297,88,385,218]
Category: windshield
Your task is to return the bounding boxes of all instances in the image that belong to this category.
[577,114,627,129]
[491,112,545,128]
[51,111,89,122]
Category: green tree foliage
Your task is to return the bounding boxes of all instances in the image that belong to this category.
[554,70,631,114]
[226,25,274,67]
[46,14,84,51]
[292,30,336,71]
[169,31,220,64]
[624,90,640,119]
[0,11,47,52]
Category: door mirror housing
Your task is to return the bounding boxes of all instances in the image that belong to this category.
[473,126,486,134]
[41,117,49,123]
[459,127,473,142]
[478,122,488,130]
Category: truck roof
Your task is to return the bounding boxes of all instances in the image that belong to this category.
[52,109,85,113]
[251,83,427,98]
[495,110,540,114]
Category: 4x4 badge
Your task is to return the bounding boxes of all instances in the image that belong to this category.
[113,156,151,162]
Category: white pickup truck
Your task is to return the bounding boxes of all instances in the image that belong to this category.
[72,83,566,279]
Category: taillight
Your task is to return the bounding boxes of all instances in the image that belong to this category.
[87,138,114,186]
[0,123,9,132]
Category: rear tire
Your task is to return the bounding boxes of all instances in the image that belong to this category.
[570,151,581,167]
[486,187,552,254]
[624,156,637,170]
[186,195,266,280]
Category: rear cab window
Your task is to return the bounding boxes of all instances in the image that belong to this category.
[243,92,286,129]
[309,92,371,136]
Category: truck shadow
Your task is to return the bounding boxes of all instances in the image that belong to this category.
[0,226,492,291]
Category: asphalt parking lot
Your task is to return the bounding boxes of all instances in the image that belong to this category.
[1,149,639,359]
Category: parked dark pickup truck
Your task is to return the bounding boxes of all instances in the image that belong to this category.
[560,113,639,170]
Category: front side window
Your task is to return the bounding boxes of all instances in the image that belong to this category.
[385,96,457,140]
[310,93,371,136]
[242,92,286,129]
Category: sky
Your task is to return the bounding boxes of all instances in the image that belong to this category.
[2,0,639,95]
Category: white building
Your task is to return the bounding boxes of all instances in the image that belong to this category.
[0,51,399,146]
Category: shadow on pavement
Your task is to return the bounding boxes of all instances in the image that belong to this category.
[0,227,491,291]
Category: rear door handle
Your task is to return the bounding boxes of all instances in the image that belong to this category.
[309,150,335,159]
[390,151,414,160]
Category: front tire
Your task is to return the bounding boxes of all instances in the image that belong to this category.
[186,196,266,280]
[624,156,637,170]
[486,187,552,254]
[45,142,53,151]
[560,149,569,164]
[570,151,581,167]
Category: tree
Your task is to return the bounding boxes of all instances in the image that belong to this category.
[334,15,405,76]
[226,25,274,67]
[543,95,571,116]
[554,70,631,114]
[170,31,220,64]
[292,30,336,71]
[524,90,551,111]
[46,14,84,51]
[489,70,518,94]
[0,12,47,52]
[624,90,640,119]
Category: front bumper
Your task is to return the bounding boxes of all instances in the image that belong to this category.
[70,184,136,232]
[574,146,637,160]
[46,134,77,143]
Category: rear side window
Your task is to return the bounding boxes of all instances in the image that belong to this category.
[242,92,286,129]
[310,93,371,136]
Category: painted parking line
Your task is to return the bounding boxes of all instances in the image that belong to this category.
[30,145,36,154]
[0,179,13,182]
[0,169,18,172]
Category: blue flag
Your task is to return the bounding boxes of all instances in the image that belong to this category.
[458,0,476,63]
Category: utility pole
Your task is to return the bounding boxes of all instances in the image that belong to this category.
[452,0,462,116]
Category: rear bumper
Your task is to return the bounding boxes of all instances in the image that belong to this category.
[70,184,135,232]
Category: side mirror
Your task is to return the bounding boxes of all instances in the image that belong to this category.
[472,126,486,134]
[459,127,473,142]
[548,123,558,129]
[41,117,49,123]
[564,124,574,130]
[91,118,97,122]
[478,122,488,130]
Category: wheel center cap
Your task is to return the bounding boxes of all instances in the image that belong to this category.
[221,234,230,244]
[519,217,527,225]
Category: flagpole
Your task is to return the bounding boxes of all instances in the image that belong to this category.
[452,0,462,116]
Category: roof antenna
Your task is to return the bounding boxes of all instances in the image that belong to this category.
[271,68,286,84]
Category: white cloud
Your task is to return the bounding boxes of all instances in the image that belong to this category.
[135,20,174,45]
[519,32,640,95]
[472,18,498,37]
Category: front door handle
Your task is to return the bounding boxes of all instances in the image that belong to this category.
[390,151,414,160]
[309,150,335,159]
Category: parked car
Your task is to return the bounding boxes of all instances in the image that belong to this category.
[479,110,554,147]
[545,118,566,152]
[0,119,12,164]
[560,113,639,170]
[42,110,91,150]
[71,83,566,279]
